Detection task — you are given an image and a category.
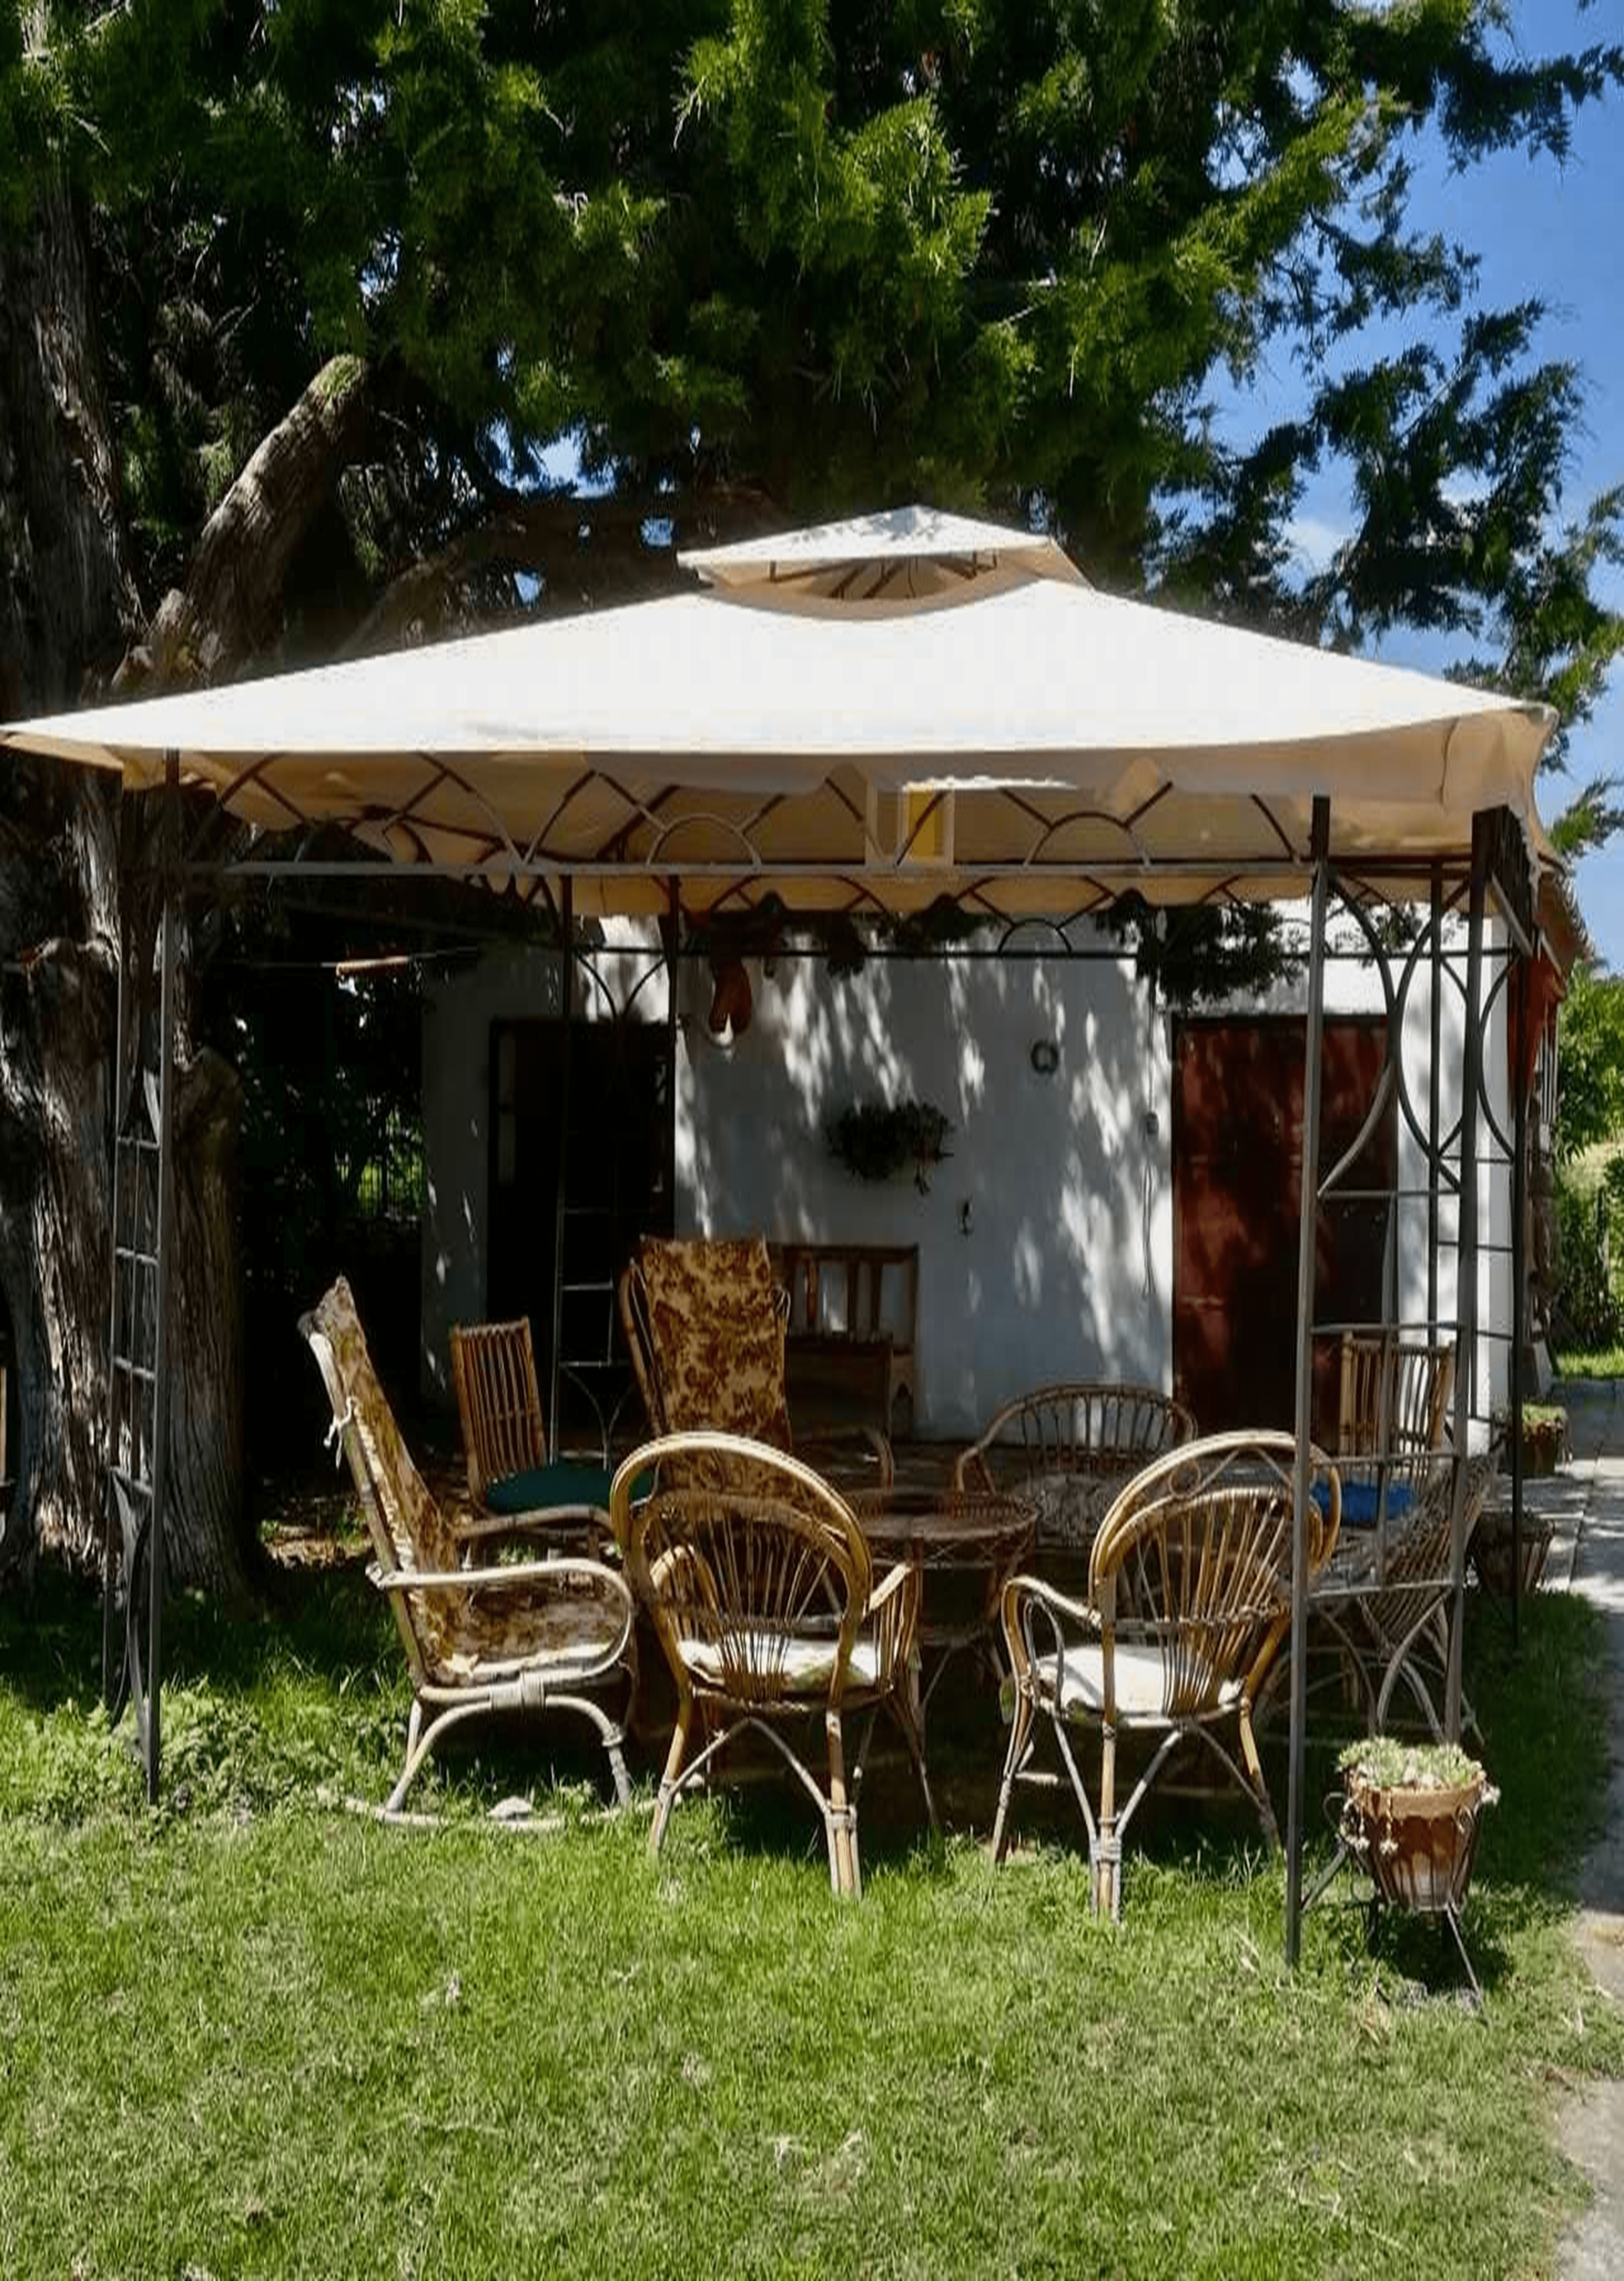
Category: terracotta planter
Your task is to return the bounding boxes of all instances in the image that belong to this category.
[1340,1770,1490,1916]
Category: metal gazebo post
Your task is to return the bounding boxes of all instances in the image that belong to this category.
[102,749,180,1801]
[1285,794,1331,1967]
[1510,928,1529,1654]
[1444,813,1491,1739]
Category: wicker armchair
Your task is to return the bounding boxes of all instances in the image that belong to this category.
[610,1432,930,1896]
[994,1432,1341,1917]
[449,1314,614,1555]
[301,1278,636,1817]
[955,1383,1196,1561]
[618,1235,893,1491]
[1305,1451,1495,1741]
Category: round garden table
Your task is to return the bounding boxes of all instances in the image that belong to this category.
[848,1486,1035,1719]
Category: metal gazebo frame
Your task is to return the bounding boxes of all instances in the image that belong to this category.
[4,508,1557,1962]
[94,751,1542,1965]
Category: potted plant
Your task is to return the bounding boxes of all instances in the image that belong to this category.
[1472,1505,1557,1596]
[824,1099,954,1195]
[1491,1400,1569,1479]
[1337,1737,1498,1919]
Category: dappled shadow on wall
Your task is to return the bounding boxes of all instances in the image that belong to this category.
[676,941,1168,1430]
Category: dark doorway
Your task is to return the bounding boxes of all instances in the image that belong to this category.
[487,1015,674,1454]
[1172,1016,1395,1437]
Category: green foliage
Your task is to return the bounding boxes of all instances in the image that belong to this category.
[1099,895,1303,1008]
[1555,1340,1624,1380]
[3,0,1620,740]
[825,1097,953,1190]
[1558,965,1624,1158]
[1552,1154,1623,1351]
[1337,1736,1486,1794]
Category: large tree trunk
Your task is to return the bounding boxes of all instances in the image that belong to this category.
[0,175,250,1598]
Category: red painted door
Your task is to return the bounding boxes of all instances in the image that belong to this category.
[1172,1018,1394,1437]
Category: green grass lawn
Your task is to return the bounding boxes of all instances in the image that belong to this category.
[1554,1343,1624,1380]
[1,1554,1619,2280]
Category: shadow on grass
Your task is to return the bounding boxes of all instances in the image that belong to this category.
[1,1545,1612,1938]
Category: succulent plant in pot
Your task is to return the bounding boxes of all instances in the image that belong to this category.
[1337,1737,1498,1920]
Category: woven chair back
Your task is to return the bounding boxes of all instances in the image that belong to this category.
[963,1382,1196,1488]
[300,1277,461,1671]
[1365,1450,1495,1606]
[449,1316,546,1505]
[617,1432,870,1711]
[1337,1334,1454,1484]
[619,1235,794,1448]
[1090,1432,1341,1717]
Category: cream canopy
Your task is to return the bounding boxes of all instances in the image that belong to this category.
[0,503,1555,918]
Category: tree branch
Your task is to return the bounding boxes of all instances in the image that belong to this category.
[117,353,372,693]
[340,483,780,656]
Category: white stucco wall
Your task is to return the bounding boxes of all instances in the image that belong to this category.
[676,944,1172,1436]
[420,912,1514,1438]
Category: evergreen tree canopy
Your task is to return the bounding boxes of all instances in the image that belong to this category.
[2,0,1620,760]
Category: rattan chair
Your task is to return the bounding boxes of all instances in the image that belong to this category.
[1303,1451,1495,1741]
[955,1383,1196,1562]
[610,1431,930,1896]
[301,1277,636,1817]
[450,1315,546,1507]
[449,1314,614,1555]
[618,1234,893,1490]
[1337,1333,1454,1487]
[994,1431,1341,1917]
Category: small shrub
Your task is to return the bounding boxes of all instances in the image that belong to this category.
[1552,1165,1621,1349]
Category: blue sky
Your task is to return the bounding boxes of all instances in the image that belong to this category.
[1258,6,1623,965]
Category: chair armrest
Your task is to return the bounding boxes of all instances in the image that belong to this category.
[453,1506,616,1559]
[371,1555,636,1671]
[863,1557,921,1685]
[371,1554,633,1614]
[998,1570,1100,1699]
[952,1446,994,1493]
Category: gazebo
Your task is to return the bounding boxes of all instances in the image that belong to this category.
[0,503,1559,1958]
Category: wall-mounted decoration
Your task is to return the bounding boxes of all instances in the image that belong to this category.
[1029,1039,1060,1077]
[824,1099,954,1194]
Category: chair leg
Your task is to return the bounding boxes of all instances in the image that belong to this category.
[1093,1719,1119,1918]
[1237,1702,1280,1849]
[991,1686,1034,1862]
[650,1694,694,1858]
[888,1686,938,1836]
[385,1696,487,1816]
[825,1708,860,1899]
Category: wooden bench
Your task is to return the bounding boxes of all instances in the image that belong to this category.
[769,1242,919,1439]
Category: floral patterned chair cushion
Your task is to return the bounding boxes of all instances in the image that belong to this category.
[309,1274,460,1581]
[306,1277,628,1688]
[632,1236,795,1451]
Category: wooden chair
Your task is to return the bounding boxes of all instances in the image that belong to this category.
[994,1432,1341,1917]
[611,1431,930,1896]
[301,1277,636,1817]
[449,1316,545,1508]
[618,1234,893,1490]
[955,1383,1196,1563]
[448,1314,614,1555]
[1337,1333,1454,1486]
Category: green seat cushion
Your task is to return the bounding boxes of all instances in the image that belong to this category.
[485,1460,651,1516]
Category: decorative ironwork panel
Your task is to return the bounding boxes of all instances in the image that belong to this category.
[101,778,177,1802]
